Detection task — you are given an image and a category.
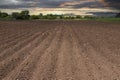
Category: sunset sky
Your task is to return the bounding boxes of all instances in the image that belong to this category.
[0,0,120,15]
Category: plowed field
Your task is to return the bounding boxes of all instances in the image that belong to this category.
[0,20,120,80]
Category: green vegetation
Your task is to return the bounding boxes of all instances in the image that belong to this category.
[0,10,120,22]
[0,11,10,20]
[116,13,120,18]
[11,10,30,20]
[80,16,120,22]
[0,10,30,20]
[95,17,120,22]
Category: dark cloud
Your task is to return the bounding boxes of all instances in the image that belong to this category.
[62,1,104,8]
[0,0,119,10]
[38,1,67,8]
[102,0,120,9]
[0,0,68,8]
[0,4,32,9]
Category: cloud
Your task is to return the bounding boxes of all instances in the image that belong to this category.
[60,1,83,7]
[0,0,103,9]
[0,0,119,11]
[101,0,120,9]
[0,0,67,8]
[60,0,104,8]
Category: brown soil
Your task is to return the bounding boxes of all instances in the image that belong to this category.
[0,20,120,80]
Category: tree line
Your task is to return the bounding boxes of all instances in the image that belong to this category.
[0,10,120,20]
[0,10,83,20]
[0,10,30,20]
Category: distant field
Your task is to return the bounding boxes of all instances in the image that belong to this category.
[0,20,120,80]
[95,18,120,22]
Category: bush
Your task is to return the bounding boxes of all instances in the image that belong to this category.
[20,10,30,20]
[30,15,39,19]
[0,12,9,18]
[116,13,120,18]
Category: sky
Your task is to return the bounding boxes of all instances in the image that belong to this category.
[0,0,120,15]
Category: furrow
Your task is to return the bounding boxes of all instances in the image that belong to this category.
[73,26,120,80]
[3,27,57,80]
[0,30,30,45]
[31,26,63,80]
[0,31,34,53]
[0,28,53,80]
[0,30,42,62]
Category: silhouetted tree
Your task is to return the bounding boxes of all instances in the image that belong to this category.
[0,12,9,18]
[39,13,43,19]
[20,10,30,20]
[39,13,43,16]
[116,13,120,18]
[59,15,63,19]
[0,11,1,17]
[76,15,82,19]
[11,12,21,20]
[30,15,39,19]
